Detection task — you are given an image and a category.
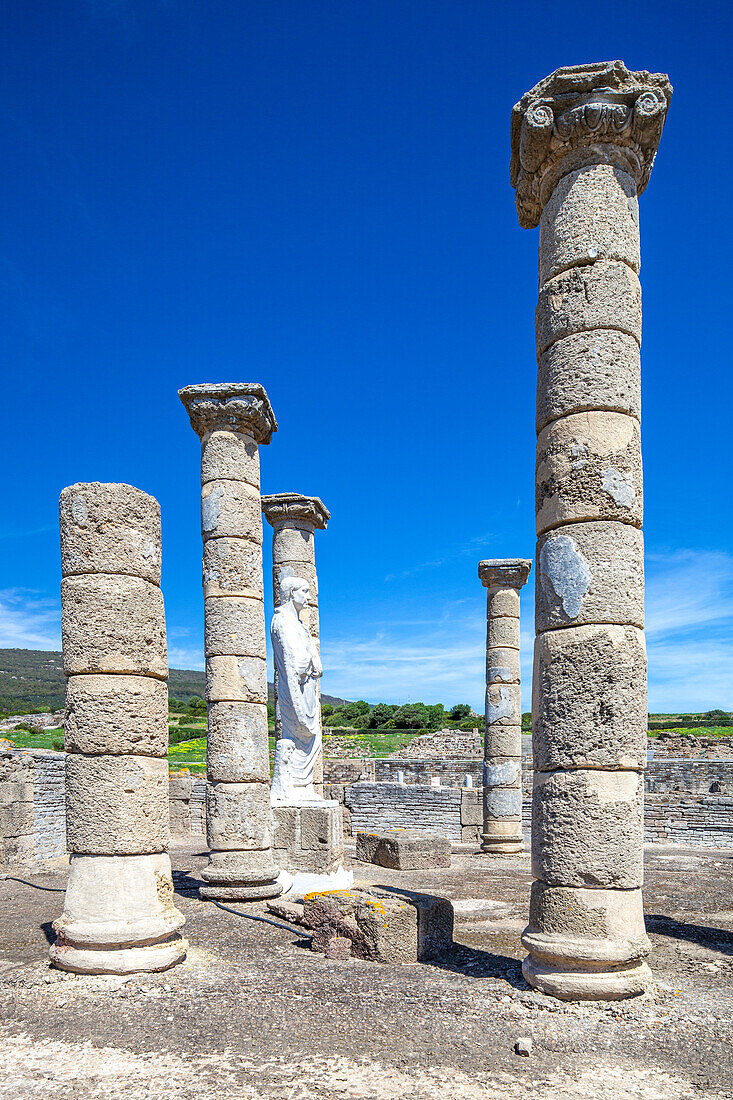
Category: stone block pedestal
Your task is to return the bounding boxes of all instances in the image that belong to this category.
[271,800,345,875]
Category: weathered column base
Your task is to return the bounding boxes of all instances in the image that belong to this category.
[199,850,283,902]
[521,883,651,1000]
[522,956,652,1001]
[480,831,523,855]
[50,853,187,975]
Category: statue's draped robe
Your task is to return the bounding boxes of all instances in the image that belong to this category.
[271,606,321,800]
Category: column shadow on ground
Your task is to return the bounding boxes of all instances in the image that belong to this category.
[646,914,733,955]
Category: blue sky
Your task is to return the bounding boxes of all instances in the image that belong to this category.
[2,1,732,713]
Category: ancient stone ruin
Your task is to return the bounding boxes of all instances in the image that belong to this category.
[479,558,531,855]
[51,482,186,974]
[179,383,282,902]
[511,60,672,1000]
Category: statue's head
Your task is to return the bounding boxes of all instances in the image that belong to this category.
[281,575,310,613]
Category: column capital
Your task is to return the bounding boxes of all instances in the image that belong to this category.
[510,60,672,229]
[178,383,277,444]
[479,558,532,590]
[262,493,330,530]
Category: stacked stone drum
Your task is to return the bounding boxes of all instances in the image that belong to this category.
[179,383,281,901]
[51,483,186,974]
[510,61,672,999]
[478,558,531,854]
[262,493,330,794]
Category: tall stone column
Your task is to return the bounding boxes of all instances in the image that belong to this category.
[51,483,187,974]
[262,493,330,793]
[510,62,671,1000]
[179,383,281,901]
[478,558,531,855]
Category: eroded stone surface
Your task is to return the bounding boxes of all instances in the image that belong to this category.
[66,755,169,855]
[536,522,644,631]
[200,430,260,486]
[536,411,643,532]
[304,887,453,963]
[205,781,272,851]
[203,596,267,658]
[61,575,167,679]
[206,702,270,783]
[60,483,161,585]
[531,769,644,888]
[539,165,640,284]
[537,329,641,432]
[355,829,451,870]
[533,625,647,771]
[201,480,262,541]
[64,674,168,757]
[203,537,264,598]
[205,655,268,703]
[536,261,641,356]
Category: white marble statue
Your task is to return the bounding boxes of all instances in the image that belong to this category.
[270,576,324,805]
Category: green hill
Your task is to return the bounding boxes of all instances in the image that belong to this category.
[0,648,348,714]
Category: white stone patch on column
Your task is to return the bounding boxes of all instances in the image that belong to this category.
[478,558,531,855]
[51,482,187,974]
[511,60,672,1000]
[179,383,281,901]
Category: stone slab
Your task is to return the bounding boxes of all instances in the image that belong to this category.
[303,886,453,963]
[355,829,451,870]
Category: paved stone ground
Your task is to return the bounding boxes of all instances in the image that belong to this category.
[1,839,732,1098]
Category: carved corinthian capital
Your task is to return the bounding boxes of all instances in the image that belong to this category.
[510,61,672,229]
[262,493,330,530]
[178,383,278,444]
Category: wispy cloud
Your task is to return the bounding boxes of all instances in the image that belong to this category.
[645,550,733,711]
[0,589,61,650]
[167,645,205,672]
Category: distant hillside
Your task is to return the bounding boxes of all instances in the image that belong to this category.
[0,649,349,713]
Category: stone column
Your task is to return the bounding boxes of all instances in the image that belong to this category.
[51,483,187,974]
[179,383,281,901]
[510,62,671,1000]
[478,558,531,855]
[262,493,330,792]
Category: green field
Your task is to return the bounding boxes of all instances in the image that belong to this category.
[6,725,731,776]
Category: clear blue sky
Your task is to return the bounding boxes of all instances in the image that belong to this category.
[2,1,731,713]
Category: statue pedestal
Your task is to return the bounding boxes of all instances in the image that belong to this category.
[271,800,351,894]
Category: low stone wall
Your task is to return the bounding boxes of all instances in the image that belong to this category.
[645,760,733,795]
[32,752,66,859]
[344,783,483,843]
[5,751,733,864]
[0,750,66,864]
[644,794,733,846]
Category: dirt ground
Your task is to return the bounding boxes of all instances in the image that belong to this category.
[1,839,732,1099]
